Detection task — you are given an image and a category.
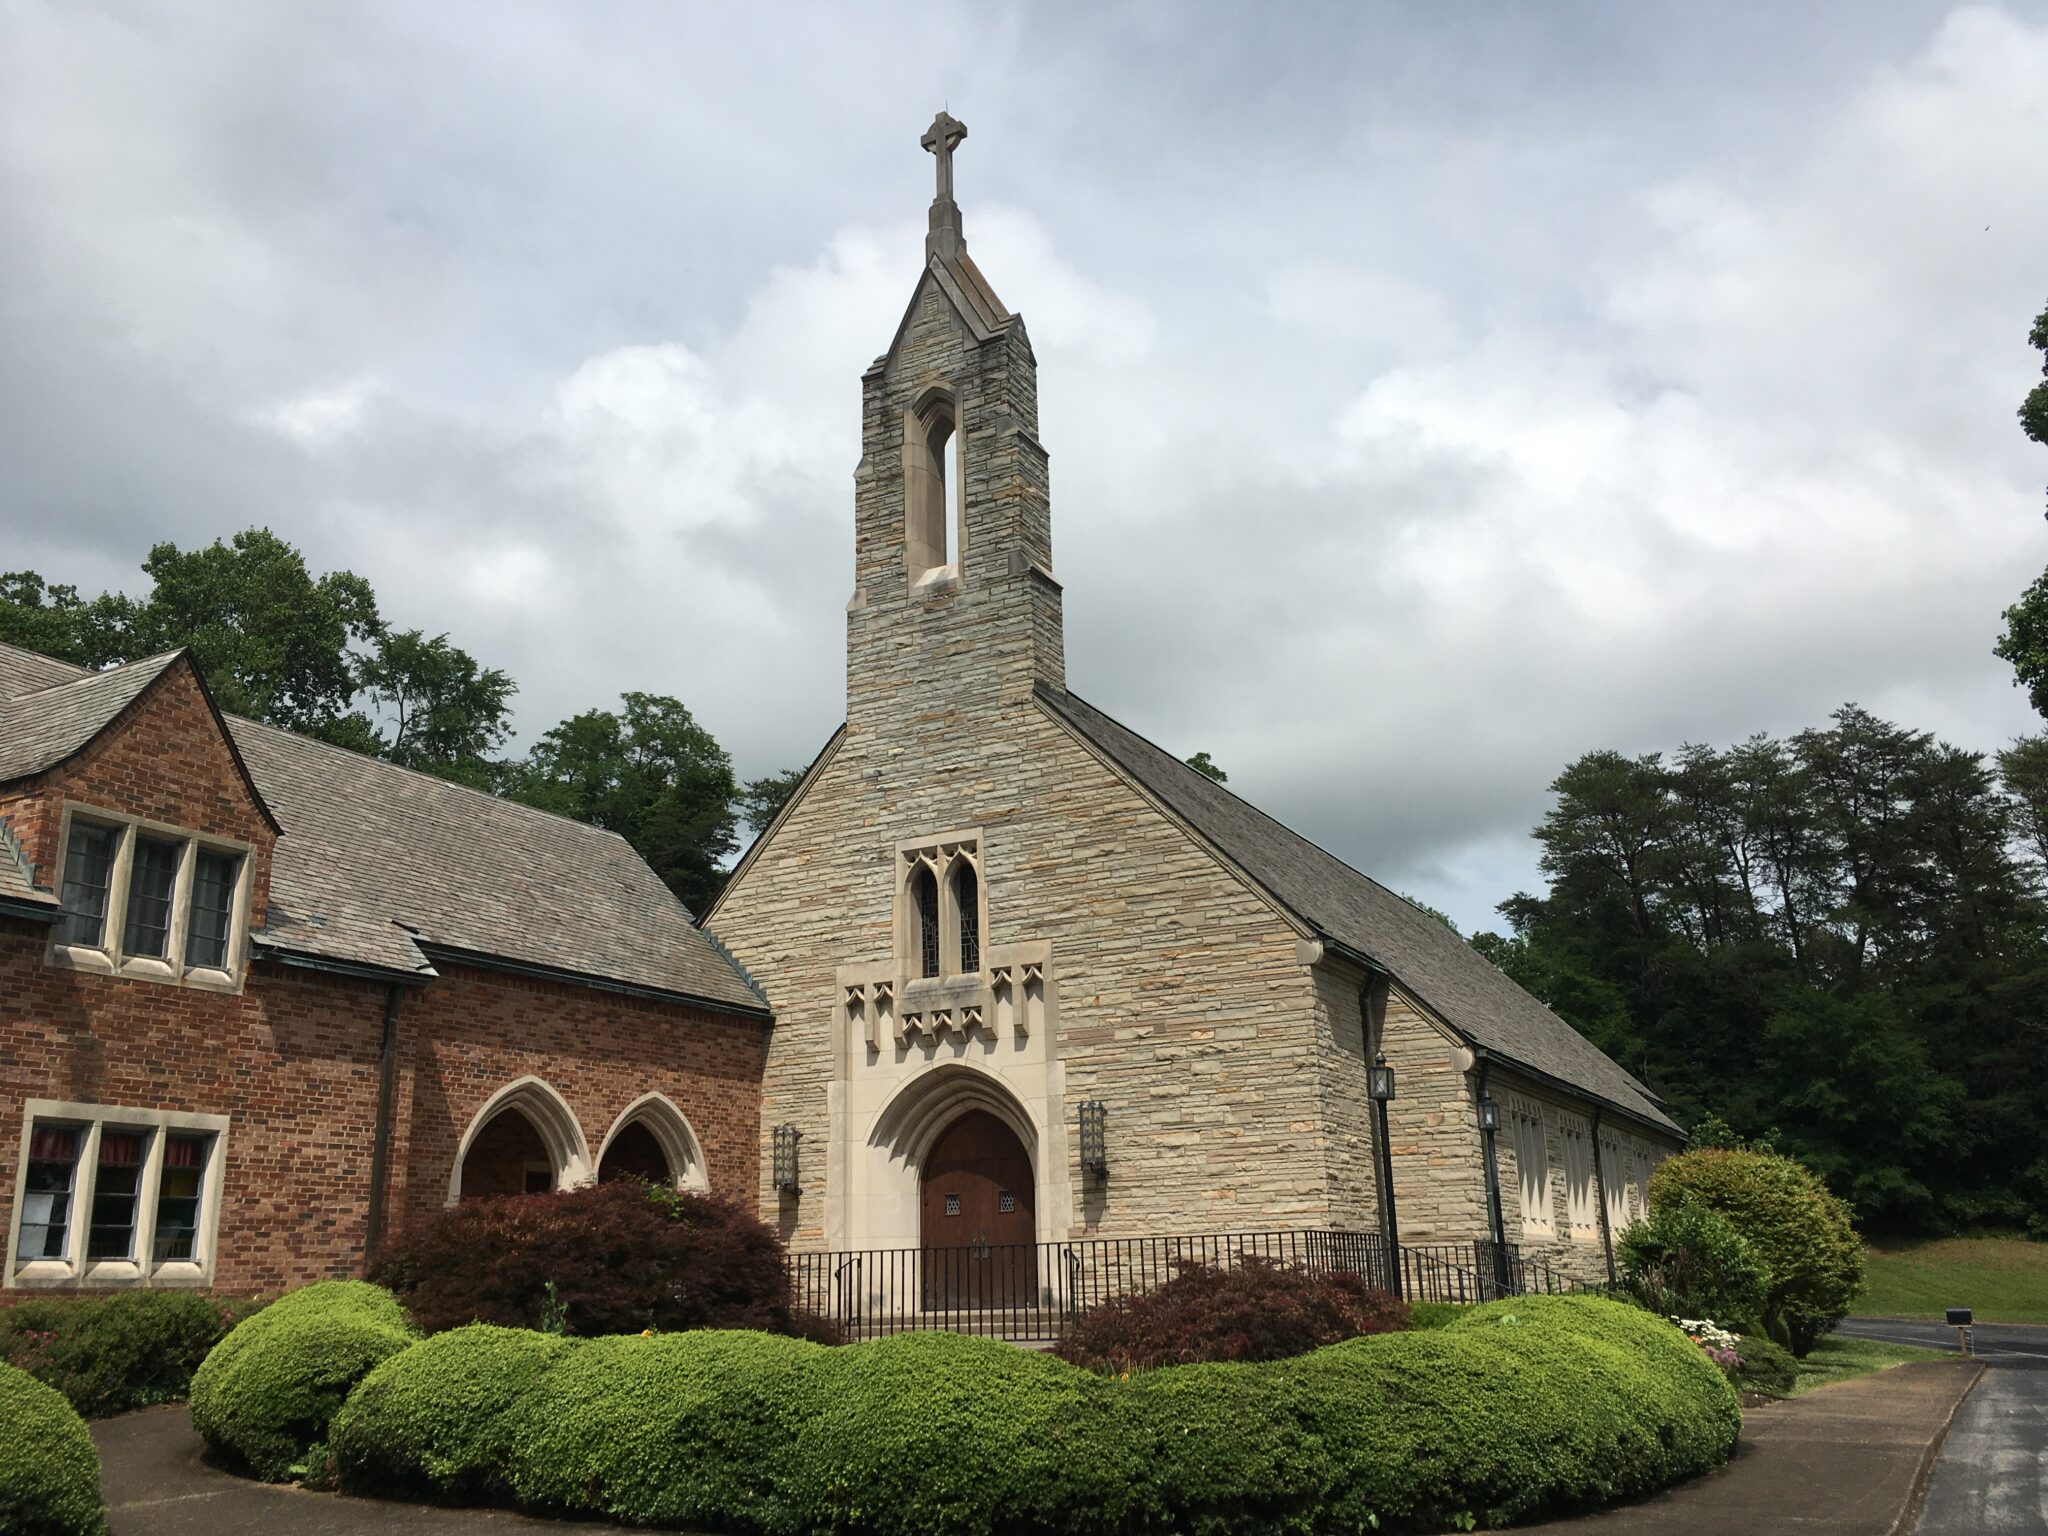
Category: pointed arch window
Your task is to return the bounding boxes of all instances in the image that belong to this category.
[904,388,962,582]
[910,864,941,979]
[952,858,980,973]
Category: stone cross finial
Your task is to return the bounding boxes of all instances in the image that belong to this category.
[920,111,968,204]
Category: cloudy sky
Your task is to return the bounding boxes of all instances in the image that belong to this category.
[4,2,2045,931]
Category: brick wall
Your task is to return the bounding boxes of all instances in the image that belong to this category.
[0,658,275,925]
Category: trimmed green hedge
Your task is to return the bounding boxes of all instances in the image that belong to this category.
[189,1279,413,1481]
[0,1361,106,1536]
[329,1289,1738,1533]
[1,1290,264,1418]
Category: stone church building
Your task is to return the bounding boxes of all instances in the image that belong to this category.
[3,116,1678,1306]
[704,114,1682,1293]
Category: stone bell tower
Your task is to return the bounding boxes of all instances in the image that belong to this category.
[846,112,1064,737]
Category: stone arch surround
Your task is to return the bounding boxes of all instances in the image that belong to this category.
[447,1075,592,1205]
[596,1091,711,1192]
[846,1061,1067,1251]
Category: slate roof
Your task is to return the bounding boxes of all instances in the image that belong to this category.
[1038,684,1679,1134]
[0,651,184,781]
[0,642,768,1016]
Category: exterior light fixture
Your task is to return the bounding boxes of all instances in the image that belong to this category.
[1368,1053,1402,1297]
[1477,1095,1501,1132]
[1078,1100,1108,1176]
[772,1123,802,1193]
[1369,1052,1397,1103]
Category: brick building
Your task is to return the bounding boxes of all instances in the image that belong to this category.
[1,642,769,1295]
[705,114,1684,1292]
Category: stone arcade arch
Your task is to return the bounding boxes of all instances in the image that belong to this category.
[595,1092,710,1192]
[447,1076,592,1205]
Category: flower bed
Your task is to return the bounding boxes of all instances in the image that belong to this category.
[310,1289,1740,1533]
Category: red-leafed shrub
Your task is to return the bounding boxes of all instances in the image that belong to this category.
[372,1179,835,1340]
[1052,1257,1409,1373]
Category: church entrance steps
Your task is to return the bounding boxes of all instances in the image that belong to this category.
[788,1229,1594,1344]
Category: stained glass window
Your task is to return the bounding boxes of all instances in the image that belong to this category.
[954,861,980,973]
[911,865,940,978]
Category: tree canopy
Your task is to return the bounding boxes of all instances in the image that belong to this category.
[0,531,791,914]
[1472,708,2048,1236]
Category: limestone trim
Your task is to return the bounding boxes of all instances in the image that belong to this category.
[1031,696,1315,942]
[447,1076,593,1204]
[597,1092,710,1193]
[868,1062,1039,1176]
[701,725,846,927]
[893,830,986,992]
[6,1099,231,1291]
[44,799,256,994]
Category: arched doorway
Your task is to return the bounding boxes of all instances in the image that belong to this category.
[920,1109,1036,1308]
[598,1121,672,1184]
[458,1108,555,1199]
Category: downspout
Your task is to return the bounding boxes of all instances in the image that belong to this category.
[362,982,404,1267]
[1590,1107,1617,1286]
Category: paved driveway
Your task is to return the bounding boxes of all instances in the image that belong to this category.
[1835,1318,2048,1534]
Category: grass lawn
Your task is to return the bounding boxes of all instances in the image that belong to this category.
[1788,1334,1944,1396]
[1854,1236,2048,1325]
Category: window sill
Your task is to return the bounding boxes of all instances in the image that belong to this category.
[44,943,245,994]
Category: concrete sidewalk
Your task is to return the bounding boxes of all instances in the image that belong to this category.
[1521,1359,1984,1535]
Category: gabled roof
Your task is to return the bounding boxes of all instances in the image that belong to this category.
[0,641,768,1017]
[0,650,184,781]
[875,245,1024,376]
[1037,684,1680,1135]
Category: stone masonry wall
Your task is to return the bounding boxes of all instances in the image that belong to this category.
[1379,989,1492,1248]
[710,699,1332,1247]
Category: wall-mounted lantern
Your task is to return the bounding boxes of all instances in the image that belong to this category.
[1477,1095,1501,1133]
[772,1123,802,1193]
[1078,1100,1108,1177]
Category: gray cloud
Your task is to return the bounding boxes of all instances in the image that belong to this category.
[3,0,2044,931]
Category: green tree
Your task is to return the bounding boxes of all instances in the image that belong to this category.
[352,630,516,784]
[0,572,129,667]
[1995,301,2048,711]
[1184,751,1227,784]
[738,767,807,839]
[117,529,381,734]
[507,693,739,915]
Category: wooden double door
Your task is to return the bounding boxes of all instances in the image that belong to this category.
[919,1110,1037,1308]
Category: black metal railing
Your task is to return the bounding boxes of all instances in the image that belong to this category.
[788,1228,1594,1343]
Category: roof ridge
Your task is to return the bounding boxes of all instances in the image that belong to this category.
[226,712,641,847]
[20,648,184,701]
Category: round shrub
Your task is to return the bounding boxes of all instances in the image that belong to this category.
[1054,1256,1409,1372]
[1650,1147,1864,1355]
[372,1179,817,1338]
[0,1361,106,1536]
[1125,1296,1739,1534]
[1,1291,263,1418]
[1617,1196,1770,1328]
[331,1325,569,1501]
[1732,1333,1799,1396]
[504,1330,836,1532]
[189,1279,413,1481]
[784,1333,1141,1536]
[320,1296,1737,1535]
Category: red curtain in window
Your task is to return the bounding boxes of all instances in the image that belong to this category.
[163,1136,205,1168]
[98,1132,145,1167]
[30,1127,79,1161]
